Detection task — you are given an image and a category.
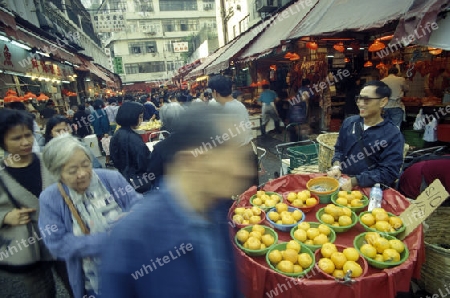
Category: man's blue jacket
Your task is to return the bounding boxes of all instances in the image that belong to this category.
[332,115,405,187]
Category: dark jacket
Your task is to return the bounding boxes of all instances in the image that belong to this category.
[73,110,92,138]
[100,186,241,298]
[332,115,404,187]
[91,108,110,137]
[110,127,152,193]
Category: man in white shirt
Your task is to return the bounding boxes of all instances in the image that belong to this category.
[381,67,409,128]
[159,93,184,132]
[208,75,258,186]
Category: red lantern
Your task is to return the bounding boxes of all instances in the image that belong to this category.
[333,42,345,53]
[284,52,293,59]
[306,42,318,50]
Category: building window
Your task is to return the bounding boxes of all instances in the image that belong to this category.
[162,20,198,32]
[239,15,249,33]
[125,63,139,74]
[145,41,157,53]
[159,0,197,11]
[129,43,144,54]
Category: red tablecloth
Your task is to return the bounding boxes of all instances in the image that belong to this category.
[230,174,425,298]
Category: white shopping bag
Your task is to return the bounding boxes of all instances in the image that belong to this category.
[413,108,426,130]
[423,116,437,142]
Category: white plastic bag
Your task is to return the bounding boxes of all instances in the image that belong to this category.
[423,116,437,142]
[413,108,426,130]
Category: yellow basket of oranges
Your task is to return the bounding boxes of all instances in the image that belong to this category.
[316,204,358,233]
[353,232,409,269]
[358,208,406,237]
[250,191,283,212]
[266,241,315,277]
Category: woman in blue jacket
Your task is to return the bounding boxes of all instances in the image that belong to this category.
[38,134,141,298]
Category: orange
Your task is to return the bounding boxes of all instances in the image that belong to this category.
[338,215,353,227]
[271,194,281,202]
[375,221,391,232]
[293,264,303,273]
[232,214,244,224]
[287,192,297,202]
[318,258,335,274]
[346,193,355,202]
[283,248,299,264]
[321,243,338,258]
[243,209,254,220]
[251,206,262,215]
[343,247,360,262]
[304,240,314,245]
[330,252,347,269]
[281,214,295,225]
[252,224,266,235]
[306,197,318,206]
[364,232,381,245]
[373,237,390,254]
[297,253,313,268]
[286,240,301,253]
[360,213,376,227]
[261,234,275,247]
[292,210,303,221]
[389,217,403,230]
[306,228,320,240]
[256,190,265,198]
[236,230,249,243]
[332,269,345,278]
[336,197,349,206]
[313,234,328,245]
[382,248,401,262]
[375,212,390,222]
[374,254,384,262]
[360,244,377,259]
[343,261,363,278]
[338,191,348,197]
[352,190,363,200]
[249,215,262,224]
[268,250,282,264]
[371,208,387,217]
[247,237,261,250]
[297,191,309,202]
[268,212,280,222]
[321,213,335,225]
[277,260,294,273]
[234,207,246,215]
[276,202,288,213]
[324,204,336,215]
[293,228,307,242]
[350,199,363,207]
[342,207,352,217]
[389,239,405,254]
[260,244,266,250]
[249,231,262,240]
[318,224,331,236]
[292,199,304,208]
[298,222,310,231]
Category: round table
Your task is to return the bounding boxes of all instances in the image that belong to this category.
[230,174,425,298]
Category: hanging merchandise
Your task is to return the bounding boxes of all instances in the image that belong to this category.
[413,108,426,130]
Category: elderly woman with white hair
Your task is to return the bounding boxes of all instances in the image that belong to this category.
[38,134,142,298]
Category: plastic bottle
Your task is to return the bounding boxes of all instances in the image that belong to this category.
[368,183,383,212]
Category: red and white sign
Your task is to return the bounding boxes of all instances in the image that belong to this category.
[173,42,189,53]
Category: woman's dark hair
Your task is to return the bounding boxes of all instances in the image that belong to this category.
[363,80,392,99]
[0,109,34,150]
[44,115,72,144]
[116,102,144,127]
[78,104,86,111]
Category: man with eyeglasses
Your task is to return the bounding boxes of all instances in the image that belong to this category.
[328,81,405,191]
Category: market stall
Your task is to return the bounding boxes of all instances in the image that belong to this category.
[230,174,425,298]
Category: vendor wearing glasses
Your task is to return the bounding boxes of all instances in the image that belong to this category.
[327,81,405,191]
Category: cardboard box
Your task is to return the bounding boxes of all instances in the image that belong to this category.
[398,179,449,240]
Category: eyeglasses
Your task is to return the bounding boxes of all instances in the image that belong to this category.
[355,96,383,104]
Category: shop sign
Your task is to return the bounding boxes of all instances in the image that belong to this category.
[0,41,73,80]
[113,57,123,74]
[173,42,189,53]
[92,13,125,33]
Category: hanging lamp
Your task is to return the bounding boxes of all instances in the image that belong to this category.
[368,40,385,52]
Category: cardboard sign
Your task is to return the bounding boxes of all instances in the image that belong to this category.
[398,179,449,240]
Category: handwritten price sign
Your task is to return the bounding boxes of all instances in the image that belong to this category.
[398,179,449,239]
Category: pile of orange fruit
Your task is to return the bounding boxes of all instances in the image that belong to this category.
[293,222,332,246]
[320,204,354,227]
[317,243,363,278]
[359,232,405,263]
[334,190,365,208]
[286,190,318,208]
[232,206,263,225]
[252,191,281,209]
[268,203,303,225]
[360,208,403,232]
[268,240,313,274]
[236,224,275,250]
